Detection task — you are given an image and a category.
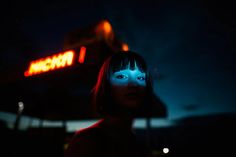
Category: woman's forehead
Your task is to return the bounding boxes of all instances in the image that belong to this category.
[113,68,146,74]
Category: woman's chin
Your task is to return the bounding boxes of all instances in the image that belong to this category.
[122,101,141,109]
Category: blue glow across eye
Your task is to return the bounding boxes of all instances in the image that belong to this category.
[137,76,145,81]
[110,69,147,87]
[116,75,128,79]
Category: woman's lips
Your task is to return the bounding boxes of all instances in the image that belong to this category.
[125,92,140,98]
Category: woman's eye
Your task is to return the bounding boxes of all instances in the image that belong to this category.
[137,76,145,81]
[116,75,127,79]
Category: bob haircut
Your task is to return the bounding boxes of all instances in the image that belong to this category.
[92,50,158,117]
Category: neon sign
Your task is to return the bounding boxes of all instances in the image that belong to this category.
[24,47,87,77]
[78,46,86,63]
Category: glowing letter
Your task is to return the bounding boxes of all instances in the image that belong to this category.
[78,46,86,63]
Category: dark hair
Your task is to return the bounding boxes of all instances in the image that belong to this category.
[91,50,162,117]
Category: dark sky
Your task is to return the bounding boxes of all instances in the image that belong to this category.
[1,0,236,120]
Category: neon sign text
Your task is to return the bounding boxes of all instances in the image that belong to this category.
[24,50,75,77]
[78,46,86,63]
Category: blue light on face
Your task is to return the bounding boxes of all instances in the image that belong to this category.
[110,68,146,87]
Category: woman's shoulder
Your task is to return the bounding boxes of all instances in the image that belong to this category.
[74,126,104,140]
[65,126,105,157]
[68,124,106,146]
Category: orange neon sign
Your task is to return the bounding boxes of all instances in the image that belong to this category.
[24,50,75,77]
[24,47,88,77]
[78,46,86,63]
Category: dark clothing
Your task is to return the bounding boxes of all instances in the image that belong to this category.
[64,123,149,157]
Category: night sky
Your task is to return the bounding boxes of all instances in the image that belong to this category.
[1,0,236,121]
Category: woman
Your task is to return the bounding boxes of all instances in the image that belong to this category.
[64,51,163,157]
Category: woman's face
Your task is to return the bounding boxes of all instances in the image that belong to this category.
[109,63,147,109]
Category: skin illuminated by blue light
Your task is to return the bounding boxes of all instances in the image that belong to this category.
[110,66,146,87]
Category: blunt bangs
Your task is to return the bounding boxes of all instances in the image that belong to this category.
[109,51,147,74]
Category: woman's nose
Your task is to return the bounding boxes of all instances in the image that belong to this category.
[127,78,138,87]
